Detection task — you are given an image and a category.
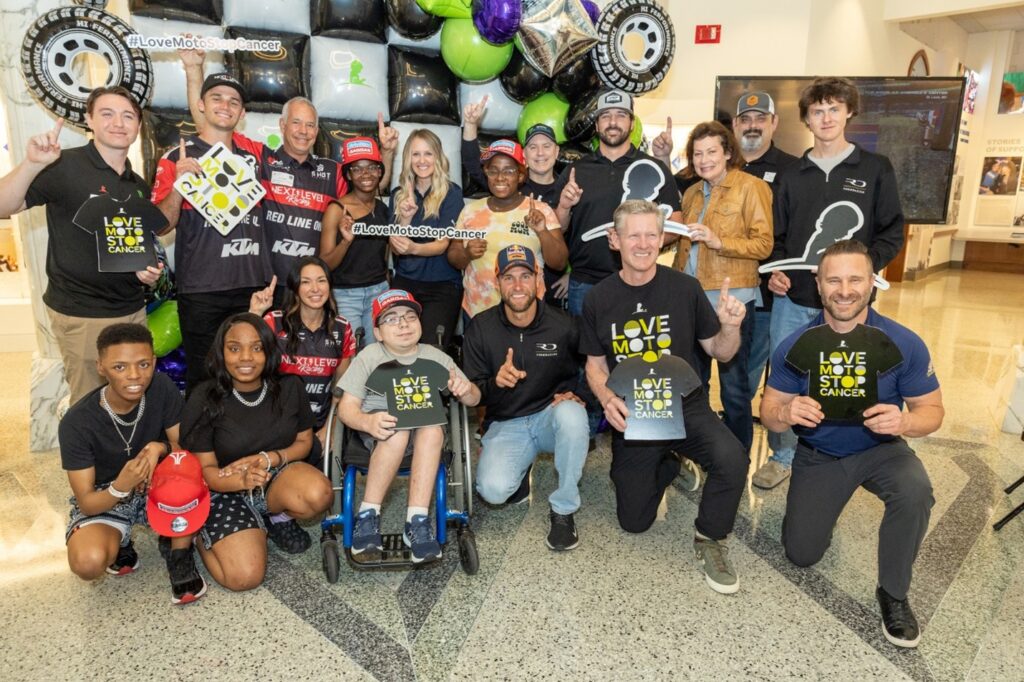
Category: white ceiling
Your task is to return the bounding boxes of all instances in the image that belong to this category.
[949,4,1024,32]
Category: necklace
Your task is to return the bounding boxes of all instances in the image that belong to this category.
[100,387,145,459]
[232,381,268,407]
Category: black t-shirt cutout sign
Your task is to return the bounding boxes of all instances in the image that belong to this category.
[73,193,167,272]
[580,159,691,242]
[365,358,450,429]
[606,354,701,440]
[784,323,903,423]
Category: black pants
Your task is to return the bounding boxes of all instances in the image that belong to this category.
[783,438,933,600]
[178,288,257,395]
[391,275,462,350]
[610,389,748,539]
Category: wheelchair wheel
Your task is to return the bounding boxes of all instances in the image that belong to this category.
[458,529,479,575]
[322,538,341,584]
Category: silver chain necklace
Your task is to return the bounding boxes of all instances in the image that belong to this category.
[232,382,268,407]
[100,387,145,459]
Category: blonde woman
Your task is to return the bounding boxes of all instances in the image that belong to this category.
[389,129,464,348]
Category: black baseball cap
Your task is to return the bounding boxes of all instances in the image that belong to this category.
[523,123,558,146]
[200,73,248,103]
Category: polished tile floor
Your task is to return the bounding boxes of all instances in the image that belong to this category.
[2,268,1023,681]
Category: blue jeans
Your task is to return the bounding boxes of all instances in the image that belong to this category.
[567,277,601,435]
[566,277,594,317]
[696,300,755,453]
[333,281,388,346]
[766,295,820,467]
[475,401,589,515]
[747,309,772,400]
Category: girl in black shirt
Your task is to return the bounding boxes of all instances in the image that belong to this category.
[181,313,333,591]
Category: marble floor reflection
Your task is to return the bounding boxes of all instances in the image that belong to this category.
[1,268,1023,681]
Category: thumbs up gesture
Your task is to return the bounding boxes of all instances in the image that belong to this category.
[496,347,527,389]
[716,277,745,328]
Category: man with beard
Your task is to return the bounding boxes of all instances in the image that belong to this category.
[760,240,942,649]
[461,245,587,550]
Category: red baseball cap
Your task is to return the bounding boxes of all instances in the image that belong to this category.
[342,136,383,166]
[147,451,210,537]
[372,289,423,326]
[481,139,525,166]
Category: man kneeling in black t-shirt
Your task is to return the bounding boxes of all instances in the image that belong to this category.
[59,323,206,605]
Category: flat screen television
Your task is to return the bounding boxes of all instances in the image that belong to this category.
[715,77,966,223]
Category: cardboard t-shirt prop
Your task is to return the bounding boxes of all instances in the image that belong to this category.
[72,193,167,272]
[606,354,701,440]
[173,141,266,236]
[365,358,450,429]
[784,323,903,423]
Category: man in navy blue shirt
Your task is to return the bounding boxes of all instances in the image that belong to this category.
[760,240,943,649]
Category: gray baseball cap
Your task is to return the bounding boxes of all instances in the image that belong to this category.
[736,92,775,116]
[595,90,633,115]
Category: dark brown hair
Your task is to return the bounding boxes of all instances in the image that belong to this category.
[684,121,743,172]
[798,77,860,120]
[85,86,143,119]
[819,239,872,270]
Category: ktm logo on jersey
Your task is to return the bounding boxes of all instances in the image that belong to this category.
[271,239,316,257]
[221,238,260,257]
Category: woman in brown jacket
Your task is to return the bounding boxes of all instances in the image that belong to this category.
[674,121,773,453]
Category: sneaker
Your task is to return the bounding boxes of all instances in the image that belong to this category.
[351,508,383,558]
[266,518,312,554]
[876,586,921,648]
[157,536,171,562]
[166,547,207,605]
[403,514,442,563]
[546,510,580,551]
[106,540,140,576]
[694,536,739,594]
[752,460,791,490]
[673,451,702,492]
[507,464,532,505]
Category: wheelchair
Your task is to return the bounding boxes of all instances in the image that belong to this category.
[318,387,479,582]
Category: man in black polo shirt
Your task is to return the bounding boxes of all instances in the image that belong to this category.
[0,87,164,404]
[555,89,683,317]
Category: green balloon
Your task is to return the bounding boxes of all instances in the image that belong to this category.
[517,92,570,145]
[147,300,182,357]
[417,0,472,18]
[441,18,513,83]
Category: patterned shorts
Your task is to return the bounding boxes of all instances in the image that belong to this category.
[66,487,148,546]
[197,465,289,549]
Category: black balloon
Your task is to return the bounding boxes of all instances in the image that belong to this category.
[129,0,222,24]
[141,108,197,184]
[315,0,388,43]
[227,28,308,113]
[499,49,551,104]
[565,90,600,142]
[315,119,379,163]
[388,47,460,125]
[555,141,590,175]
[386,0,443,40]
[553,51,601,102]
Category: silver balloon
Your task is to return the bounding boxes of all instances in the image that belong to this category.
[517,0,598,78]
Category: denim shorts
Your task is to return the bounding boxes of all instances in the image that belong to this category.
[65,486,148,546]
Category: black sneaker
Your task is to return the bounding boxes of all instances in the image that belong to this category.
[106,540,140,576]
[157,536,171,562]
[546,510,579,551]
[876,586,921,648]
[166,547,207,605]
[507,464,532,505]
[267,518,312,554]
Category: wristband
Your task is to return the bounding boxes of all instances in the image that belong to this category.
[259,450,272,471]
[107,483,131,499]
[273,450,284,467]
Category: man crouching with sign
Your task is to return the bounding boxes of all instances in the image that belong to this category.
[760,240,943,649]
[579,200,749,595]
[336,290,480,563]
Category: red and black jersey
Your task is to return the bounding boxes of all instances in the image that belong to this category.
[263,310,356,427]
[151,133,272,294]
[261,149,347,280]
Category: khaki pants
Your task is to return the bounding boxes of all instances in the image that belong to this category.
[46,306,148,405]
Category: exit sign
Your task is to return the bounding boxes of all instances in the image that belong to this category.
[695,25,721,44]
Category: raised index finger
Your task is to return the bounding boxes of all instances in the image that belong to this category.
[268,274,277,293]
[666,116,672,134]
[179,137,187,159]
[505,347,514,366]
[52,118,65,139]
[720,276,731,302]
[569,167,576,185]
[377,111,385,134]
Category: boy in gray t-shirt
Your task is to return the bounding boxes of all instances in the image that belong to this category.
[337,289,480,563]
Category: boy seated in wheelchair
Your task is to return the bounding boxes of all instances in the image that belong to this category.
[337,289,480,562]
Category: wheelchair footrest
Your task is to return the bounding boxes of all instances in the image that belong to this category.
[346,533,441,569]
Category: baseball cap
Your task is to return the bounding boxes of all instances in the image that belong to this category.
[342,136,383,166]
[146,451,211,537]
[372,289,423,326]
[480,139,525,166]
[595,89,633,116]
[200,72,248,103]
[495,244,537,276]
[523,123,558,146]
[737,92,775,116]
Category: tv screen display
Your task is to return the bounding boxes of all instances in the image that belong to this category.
[715,77,966,223]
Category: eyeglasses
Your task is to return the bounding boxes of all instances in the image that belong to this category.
[349,163,382,176]
[484,167,520,179]
[378,311,419,327]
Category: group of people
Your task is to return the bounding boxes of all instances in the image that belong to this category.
[0,43,945,648]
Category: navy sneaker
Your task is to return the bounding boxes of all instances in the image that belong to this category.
[403,514,441,563]
[106,540,140,576]
[351,508,382,558]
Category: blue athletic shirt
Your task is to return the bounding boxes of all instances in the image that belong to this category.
[767,308,939,456]
[388,183,464,284]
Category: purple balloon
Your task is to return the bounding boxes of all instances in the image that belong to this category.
[472,0,521,45]
[582,0,600,24]
[156,347,187,391]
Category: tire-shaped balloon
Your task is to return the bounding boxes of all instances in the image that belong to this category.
[590,0,674,95]
[387,0,443,40]
[74,0,109,7]
[21,7,154,127]
[499,49,551,104]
